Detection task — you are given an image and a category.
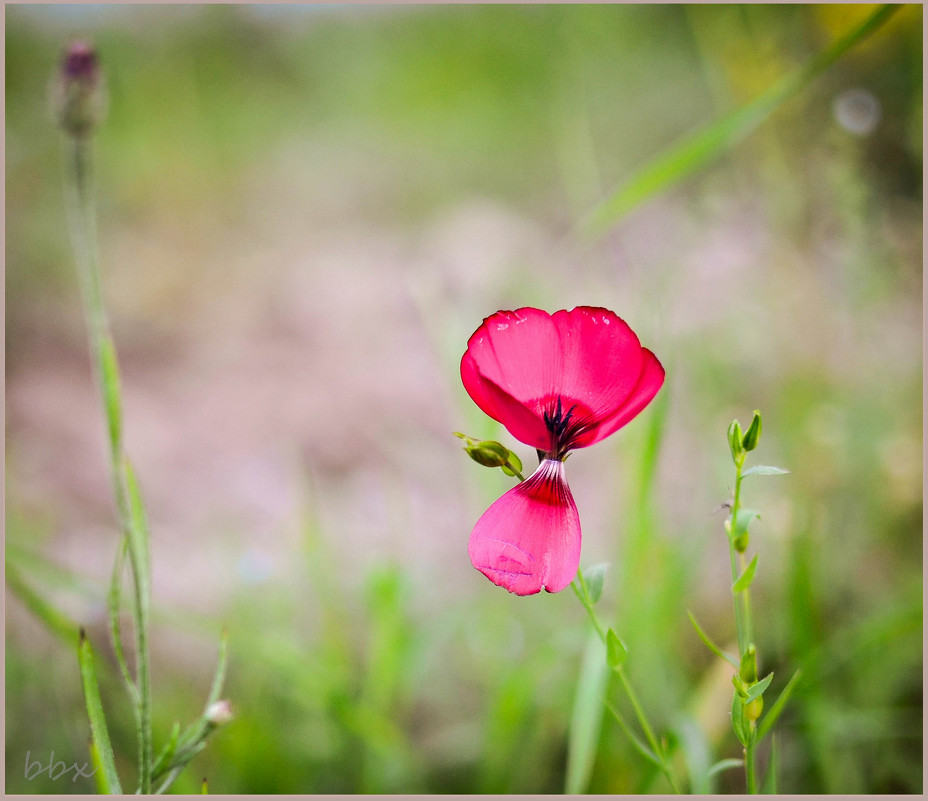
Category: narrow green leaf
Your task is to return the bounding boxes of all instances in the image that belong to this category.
[88,739,109,794]
[78,630,123,794]
[178,630,231,751]
[100,334,123,454]
[580,4,901,237]
[687,611,739,668]
[757,668,803,741]
[606,628,629,670]
[151,722,181,781]
[744,672,775,704]
[123,458,152,608]
[564,630,609,793]
[584,563,609,605]
[731,692,749,748]
[732,554,759,593]
[707,758,744,778]
[106,536,139,704]
[741,465,789,478]
[604,700,662,768]
[733,509,760,536]
[761,734,779,793]
[6,563,80,644]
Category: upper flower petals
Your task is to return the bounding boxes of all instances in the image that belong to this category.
[468,459,581,595]
[461,306,662,453]
[571,347,666,448]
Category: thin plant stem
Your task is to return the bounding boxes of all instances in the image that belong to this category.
[572,571,681,794]
[64,134,153,794]
[727,455,757,793]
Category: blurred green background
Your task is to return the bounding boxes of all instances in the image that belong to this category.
[6,3,922,794]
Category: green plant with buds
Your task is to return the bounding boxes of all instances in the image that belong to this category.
[690,411,800,792]
[51,41,229,794]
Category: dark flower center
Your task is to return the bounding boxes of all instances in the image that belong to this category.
[542,396,586,459]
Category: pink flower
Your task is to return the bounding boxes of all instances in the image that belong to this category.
[461,306,665,595]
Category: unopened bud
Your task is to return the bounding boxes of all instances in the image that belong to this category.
[741,411,762,452]
[51,41,106,137]
[464,439,511,469]
[727,420,744,464]
[744,695,764,721]
[739,644,758,684]
[204,699,233,726]
[733,530,749,552]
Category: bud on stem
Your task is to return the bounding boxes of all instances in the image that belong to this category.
[51,41,107,138]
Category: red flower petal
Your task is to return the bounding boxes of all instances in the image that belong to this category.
[468,459,581,595]
[571,347,665,448]
[461,306,658,451]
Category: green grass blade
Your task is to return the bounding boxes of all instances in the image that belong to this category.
[761,734,779,793]
[78,630,123,794]
[6,563,80,644]
[604,700,662,768]
[151,722,181,781]
[107,536,140,704]
[708,758,745,778]
[687,610,739,668]
[565,630,609,793]
[580,4,902,237]
[757,667,803,742]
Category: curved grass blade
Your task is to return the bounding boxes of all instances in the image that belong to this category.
[565,630,609,793]
[107,536,139,705]
[78,630,123,794]
[708,758,744,778]
[6,563,80,645]
[604,700,662,768]
[580,4,902,238]
[687,610,739,668]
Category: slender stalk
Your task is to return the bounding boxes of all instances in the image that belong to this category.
[64,134,152,794]
[727,456,757,793]
[572,572,680,793]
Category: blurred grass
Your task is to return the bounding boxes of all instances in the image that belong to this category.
[6,3,923,795]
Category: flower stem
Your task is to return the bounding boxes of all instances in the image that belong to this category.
[727,456,757,793]
[572,570,680,793]
[64,135,153,794]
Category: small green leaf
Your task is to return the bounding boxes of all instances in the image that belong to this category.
[107,536,139,704]
[584,563,609,605]
[707,758,744,778]
[78,630,123,794]
[733,510,760,536]
[731,692,749,747]
[741,465,789,478]
[687,611,739,668]
[757,668,803,741]
[732,554,759,593]
[744,672,774,704]
[606,628,629,670]
[151,722,181,781]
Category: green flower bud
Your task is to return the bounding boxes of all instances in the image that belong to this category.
[741,410,762,452]
[728,419,744,464]
[51,41,107,138]
[739,644,758,684]
[744,695,763,721]
[464,439,512,468]
[733,529,749,553]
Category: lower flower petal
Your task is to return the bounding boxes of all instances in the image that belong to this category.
[468,459,581,595]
